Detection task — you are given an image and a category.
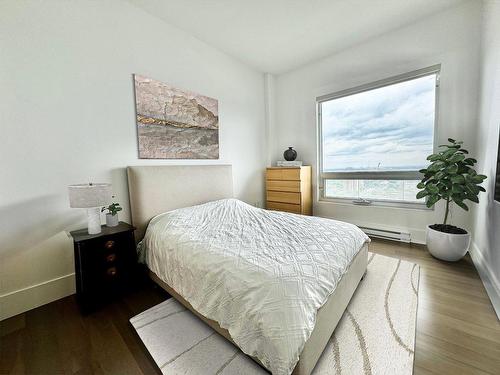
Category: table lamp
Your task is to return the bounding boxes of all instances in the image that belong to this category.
[68,183,112,234]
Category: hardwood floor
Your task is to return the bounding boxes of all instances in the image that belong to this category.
[1,239,499,375]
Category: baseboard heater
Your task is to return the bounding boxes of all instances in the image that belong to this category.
[359,226,411,243]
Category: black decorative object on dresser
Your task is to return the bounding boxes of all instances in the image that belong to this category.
[70,222,137,313]
[283,146,297,161]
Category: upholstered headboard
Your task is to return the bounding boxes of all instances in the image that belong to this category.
[127,165,233,241]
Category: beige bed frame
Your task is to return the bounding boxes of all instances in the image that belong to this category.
[127,165,368,375]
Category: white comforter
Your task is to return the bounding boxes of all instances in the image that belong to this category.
[140,199,369,374]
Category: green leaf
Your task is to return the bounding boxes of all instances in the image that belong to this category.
[458,149,469,154]
[443,148,458,159]
[441,179,452,188]
[419,168,428,174]
[465,183,480,195]
[466,194,479,203]
[417,182,426,189]
[449,153,465,163]
[448,138,456,143]
[426,195,440,208]
[464,168,477,177]
[416,190,429,199]
[427,154,442,161]
[471,175,485,183]
[434,171,446,180]
[451,175,465,184]
[446,165,458,174]
[457,165,470,174]
[427,184,439,194]
[442,144,461,150]
[453,199,469,211]
[478,186,486,192]
[428,162,444,172]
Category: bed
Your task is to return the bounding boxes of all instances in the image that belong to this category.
[127,165,369,375]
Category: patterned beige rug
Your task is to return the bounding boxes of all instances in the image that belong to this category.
[131,253,419,374]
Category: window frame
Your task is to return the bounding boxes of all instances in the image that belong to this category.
[317,65,441,208]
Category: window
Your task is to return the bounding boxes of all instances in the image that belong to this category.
[318,66,439,207]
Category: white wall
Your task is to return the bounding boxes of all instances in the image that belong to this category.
[470,0,500,318]
[0,1,266,320]
[271,1,482,243]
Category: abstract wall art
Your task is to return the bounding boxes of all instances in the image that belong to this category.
[133,74,219,159]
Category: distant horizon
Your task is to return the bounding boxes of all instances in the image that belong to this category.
[323,165,427,172]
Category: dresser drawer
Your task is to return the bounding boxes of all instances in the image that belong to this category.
[266,168,301,181]
[267,201,302,214]
[266,180,301,192]
[267,191,301,204]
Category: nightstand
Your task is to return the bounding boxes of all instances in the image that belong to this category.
[70,222,137,313]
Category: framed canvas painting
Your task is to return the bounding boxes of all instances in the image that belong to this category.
[133,74,219,159]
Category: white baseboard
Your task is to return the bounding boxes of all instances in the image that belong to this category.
[0,273,75,321]
[469,242,500,320]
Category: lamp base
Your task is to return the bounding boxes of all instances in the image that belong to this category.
[86,207,102,234]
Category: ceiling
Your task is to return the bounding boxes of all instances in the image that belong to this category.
[129,0,466,74]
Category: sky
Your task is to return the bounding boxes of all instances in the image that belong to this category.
[322,74,436,172]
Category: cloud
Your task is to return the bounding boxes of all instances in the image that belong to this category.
[321,74,436,171]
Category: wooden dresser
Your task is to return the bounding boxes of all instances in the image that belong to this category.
[266,166,312,215]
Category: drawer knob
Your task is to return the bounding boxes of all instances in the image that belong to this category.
[106,253,117,263]
[106,267,117,277]
[104,240,115,249]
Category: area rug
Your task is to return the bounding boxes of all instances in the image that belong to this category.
[130,253,419,374]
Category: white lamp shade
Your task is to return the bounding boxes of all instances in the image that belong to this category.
[68,183,112,208]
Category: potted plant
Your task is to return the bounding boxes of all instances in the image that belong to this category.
[416,139,487,261]
[102,198,122,227]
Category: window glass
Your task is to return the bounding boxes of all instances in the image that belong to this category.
[319,68,438,206]
[324,180,424,203]
[321,74,436,173]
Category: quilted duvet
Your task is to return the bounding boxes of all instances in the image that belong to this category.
[140,199,369,374]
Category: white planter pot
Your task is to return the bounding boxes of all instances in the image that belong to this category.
[106,213,119,227]
[426,224,470,261]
